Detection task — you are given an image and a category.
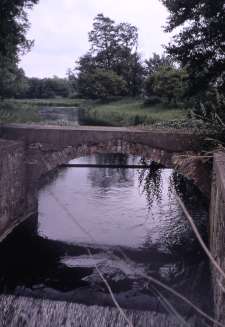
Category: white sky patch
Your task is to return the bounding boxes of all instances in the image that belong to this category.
[20,0,171,77]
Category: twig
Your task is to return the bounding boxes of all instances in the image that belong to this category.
[118,250,221,327]
[41,155,220,326]
[176,195,225,282]
[47,181,221,327]
[87,248,134,327]
[152,286,191,327]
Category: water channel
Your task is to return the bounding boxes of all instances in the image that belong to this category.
[0,153,212,325]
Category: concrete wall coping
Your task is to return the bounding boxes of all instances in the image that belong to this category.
[1,123,212,153]
[1,123,210,135]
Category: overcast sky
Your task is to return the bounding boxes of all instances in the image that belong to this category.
[20,0,171,78]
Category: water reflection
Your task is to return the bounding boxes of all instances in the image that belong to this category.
[138,159,163,210]
[87,153,134,190]
[165,172,208,256]
[0,153,212,325]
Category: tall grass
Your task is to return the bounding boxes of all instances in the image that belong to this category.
[10,98,85,107]
[0,101,41,123]
[80,98,187,127]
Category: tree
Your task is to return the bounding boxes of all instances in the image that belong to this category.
[88,14,138,71]
[0,59,18,100]
[145,66,188,105]
[25,77,71,99]
[122,52,144,97]
[75,14,144,97]
[0,0,38,99]
[162,0,225,94]
[145,53,174,76]
[0,0,38,58]
[26,78,42,98]
[13,68,29,98]
[44,77,70,98]
[77,69,128,100]
[88,14,117,70]
[144,53,176,103]
[67,69,78,98]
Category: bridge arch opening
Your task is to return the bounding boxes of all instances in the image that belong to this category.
[0,147,212,323]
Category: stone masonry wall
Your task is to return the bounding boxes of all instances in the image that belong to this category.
[0,139,36,241]
[0,125,212,243]
[25,140,174,181]
[2,124,208,153]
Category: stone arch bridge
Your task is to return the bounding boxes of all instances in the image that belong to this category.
[0,123,210,241]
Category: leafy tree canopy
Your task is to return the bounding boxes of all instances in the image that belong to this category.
[77,69,128,100]
[145,53,174,76]
[162,0,225,94]
[145,66,188,105]
[0,0,38,99]
[0,0,38,60]
[74,14,143,98]
[88,13,138,68]
[23,77,72,99]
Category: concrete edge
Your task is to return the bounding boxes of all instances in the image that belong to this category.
[214,152,225,201]
[0,211,36,243]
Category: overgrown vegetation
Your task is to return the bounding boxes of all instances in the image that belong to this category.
[80,98,189,127]
[0,101,40,124]
[1,2,225,132]
[162,0,225,129]
[10,98,85,107]
[0,0,39,100]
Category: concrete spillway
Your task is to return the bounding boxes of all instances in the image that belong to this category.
[0,295,195,327]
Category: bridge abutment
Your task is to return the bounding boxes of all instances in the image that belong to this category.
[0,139,37,241]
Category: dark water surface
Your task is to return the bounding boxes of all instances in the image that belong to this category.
[0,154,212,324]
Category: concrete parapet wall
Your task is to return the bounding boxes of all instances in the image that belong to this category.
[210,152,225,325]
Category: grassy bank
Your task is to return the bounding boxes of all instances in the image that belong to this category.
[0,101,41,123]
[80,98,187,127]
[9,98,85,107]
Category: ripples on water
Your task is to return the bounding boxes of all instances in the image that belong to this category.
[0,153,212,324]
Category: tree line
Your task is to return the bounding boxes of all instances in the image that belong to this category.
[5,73,77,99]
[70,13,188,106]
[1,0,225,122]
[2,12,188,105]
